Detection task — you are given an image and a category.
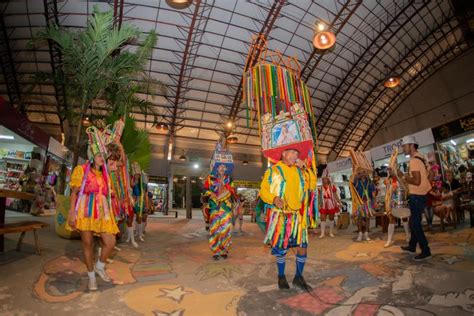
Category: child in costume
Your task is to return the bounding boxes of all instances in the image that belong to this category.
[232,194,244,234]
[203,142,237,260]
[67,126,119,291]
[318,173,341,238]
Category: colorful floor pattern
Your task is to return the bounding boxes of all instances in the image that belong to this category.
[0,215,473,315]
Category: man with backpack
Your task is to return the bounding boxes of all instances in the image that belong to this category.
[400,136,432,261]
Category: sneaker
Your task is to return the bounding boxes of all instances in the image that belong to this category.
[139,235,145,242]
[94,266,111,282]
[329,233,335,238]
[292,276,312,292]
[364,232,371,241]
[384,241,394,248]
[131,240,139,248]
[318,234,325,239]
[106,258,114,264]
[221,254,228,260]
[213,255,220,261]
[413,253,432,262]
[278,275,290,290]
[88,277,98,291]
[400,246,416,254]
[356,233,363,242]
[114,246,121,252]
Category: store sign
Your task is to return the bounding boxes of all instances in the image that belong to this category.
[370,128,435,161]
[148,176,168,183]
[233,180,261,189]
[48,137,72,162]
[431,113,474,141]
[0,98,50,149]
[327,157,352,173]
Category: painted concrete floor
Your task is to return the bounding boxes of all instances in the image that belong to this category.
[1,214,473,316]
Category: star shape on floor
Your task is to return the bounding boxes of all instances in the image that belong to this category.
[353,252,370,258]
[153,308,185,316]
[442,256,462,265]
[197,262,242,281]
[157,286,192,303]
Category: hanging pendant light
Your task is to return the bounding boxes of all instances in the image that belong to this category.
[313,31,336,50]
[166,0,192,10]
[383,65,401,88]
[82,116,91,127]
[179,154,187,161]
[312,21,336,50]
[227,135,238,144]
[242,160,249,166]
[156,116,169,133]
[383,75,401,88]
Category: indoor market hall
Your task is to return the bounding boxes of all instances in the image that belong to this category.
[0,0,473,315]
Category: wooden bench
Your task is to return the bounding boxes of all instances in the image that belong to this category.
[0,221,49,255]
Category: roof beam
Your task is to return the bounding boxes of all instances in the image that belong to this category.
[43,0,67,134]
[334,15,458,156]
[316,1,419,135]
[353,40,470,153]
[227,0,285,121]
[0,12,23,112]
[301,0,362,82]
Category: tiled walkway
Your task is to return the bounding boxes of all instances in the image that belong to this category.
[1,213,473,315]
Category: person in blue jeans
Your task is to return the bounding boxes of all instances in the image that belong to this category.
[400,136,432,261]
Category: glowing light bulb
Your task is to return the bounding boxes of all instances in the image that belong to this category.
[320,34,328,45]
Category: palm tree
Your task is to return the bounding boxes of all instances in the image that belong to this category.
[33,5,160,165]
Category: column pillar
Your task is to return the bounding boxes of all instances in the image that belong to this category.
[185,176,192,219]
[167,163,173,215]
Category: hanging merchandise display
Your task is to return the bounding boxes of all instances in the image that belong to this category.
[431,113,474,180]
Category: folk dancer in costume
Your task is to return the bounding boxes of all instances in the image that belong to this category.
[351,170,376,242]
[384,148,410,248]
[203,142,237,260]
[232,194,244,234]
[318,172,341,238]
[67,126,119,291]
[131,163,148,243]
[260,149,317,291]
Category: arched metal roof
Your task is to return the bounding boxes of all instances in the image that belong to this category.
[0,0,472,159]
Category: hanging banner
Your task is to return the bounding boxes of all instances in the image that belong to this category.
[370,128,434,161]
[431,113,474,141]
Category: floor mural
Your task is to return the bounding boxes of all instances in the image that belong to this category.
[1,217,473,315]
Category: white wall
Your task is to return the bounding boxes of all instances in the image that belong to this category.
[367,49,474,149]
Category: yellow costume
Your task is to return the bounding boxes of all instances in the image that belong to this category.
[67,164,119,235]
[260,161,316,254]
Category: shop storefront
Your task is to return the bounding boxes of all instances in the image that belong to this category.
[233,180,260,216]
[326,157,354,213]
[148,176,168,213]
[432,113,474,179]
[370,128,436,175]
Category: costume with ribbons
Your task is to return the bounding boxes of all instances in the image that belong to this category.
[204,174,236,256]
[67,126,118,235]
[350,177,376,219]
[319,184,339,215]
[260,161,316,256]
